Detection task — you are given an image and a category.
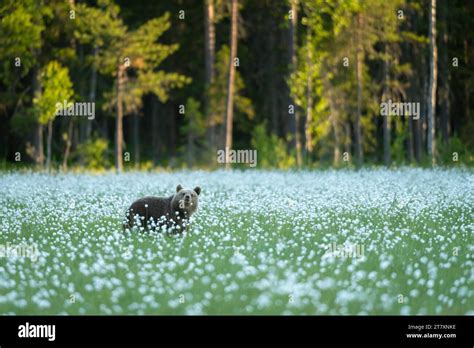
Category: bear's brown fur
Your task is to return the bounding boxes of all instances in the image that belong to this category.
[124,185,201,232]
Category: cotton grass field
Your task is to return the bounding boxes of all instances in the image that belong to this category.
[0,168,473,315]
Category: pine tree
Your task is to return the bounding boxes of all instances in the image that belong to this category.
[76,2,190,172]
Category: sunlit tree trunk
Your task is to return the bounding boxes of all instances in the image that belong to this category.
[224,0,238,169]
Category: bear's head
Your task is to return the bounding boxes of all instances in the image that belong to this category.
[171,184,201,216]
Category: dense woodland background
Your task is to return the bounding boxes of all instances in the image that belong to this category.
[0,0,473,171]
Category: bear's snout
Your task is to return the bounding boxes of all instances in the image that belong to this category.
[184,193,192,203]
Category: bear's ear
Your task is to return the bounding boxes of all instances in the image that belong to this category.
[176,184,183,192]
[194,186,201,195]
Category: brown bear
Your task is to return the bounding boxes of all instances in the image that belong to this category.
[124,185,201,232]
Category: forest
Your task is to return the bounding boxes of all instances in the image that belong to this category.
[1,0,473,171]
[1,0,473,318]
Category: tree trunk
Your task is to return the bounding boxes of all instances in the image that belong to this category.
[427,0,438,165]
[331,118,341,165]
[268,18,278,135]
[439,1,450,144]
[354,14,364,168]
[420,53,429,159]
[304,42,314,156]
[204,0,215,85]
[32,66,45,167]
[204,0,216,156]
[410,8,422,164]
[78,43,87,144]
[382,44,391,167]
[295,113,303,167]
[168,103,177,160]
[464,39,471,125]
[46,119,53,171]
[414,116,422,163]
[344,123,351,155]
[354,51,363,167]
[382,113,390,167]
[35,123,44,167]
[65,0,77,170]
[224,0,238,169]
[187,126,195,167]
[407,117,414,163]
[151,96,160,165]
[86,44,98,139]
[62,119,74,171]
[115,64,125,173]
[324,75,340,165]
[289,0,302,167]
[133,113,140,169]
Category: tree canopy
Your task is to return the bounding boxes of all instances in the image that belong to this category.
[0,0,472,170]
